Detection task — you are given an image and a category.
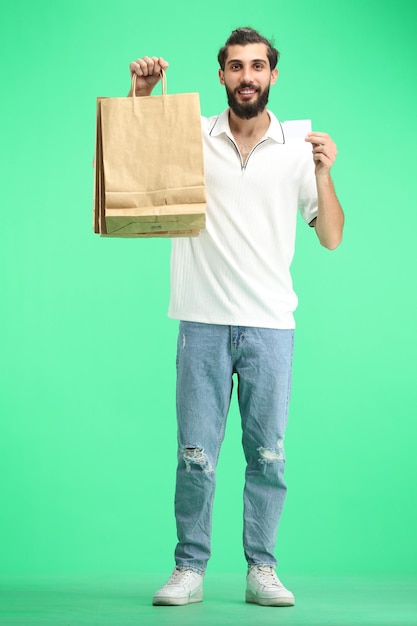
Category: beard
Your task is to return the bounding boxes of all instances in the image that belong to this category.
[225,82,270,119]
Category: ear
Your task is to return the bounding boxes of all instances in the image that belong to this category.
[218,69,225,85]
[270,68,278,85]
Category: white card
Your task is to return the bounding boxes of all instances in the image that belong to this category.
[282,119,312,139]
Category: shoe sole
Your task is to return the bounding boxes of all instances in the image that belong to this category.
[153,589,203,606]
[246,590,295,607]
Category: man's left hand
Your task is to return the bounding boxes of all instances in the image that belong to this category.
[305,132,337,177]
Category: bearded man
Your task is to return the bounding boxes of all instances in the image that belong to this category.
[129,26,344,608]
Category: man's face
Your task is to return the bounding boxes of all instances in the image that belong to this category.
[218,43,278,119]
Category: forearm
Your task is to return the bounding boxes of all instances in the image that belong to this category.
[127,82,153,97]
[314,174,344,250]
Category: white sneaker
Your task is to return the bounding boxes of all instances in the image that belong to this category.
[246,565,295,607]
[152,567,204,606]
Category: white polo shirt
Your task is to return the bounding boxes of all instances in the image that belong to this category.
[168,108,318,329]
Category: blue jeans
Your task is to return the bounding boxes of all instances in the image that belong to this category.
[174,322,294,573]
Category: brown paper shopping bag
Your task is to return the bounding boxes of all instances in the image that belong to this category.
[93,71,206,237]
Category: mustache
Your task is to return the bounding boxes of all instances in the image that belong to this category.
[235,83,258,92]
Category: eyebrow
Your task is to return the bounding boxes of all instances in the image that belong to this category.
[226,58,267,65]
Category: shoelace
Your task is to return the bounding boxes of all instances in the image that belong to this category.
[253,566,282,587]
[167,568,196,586]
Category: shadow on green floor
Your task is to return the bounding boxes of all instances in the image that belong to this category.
[0,573,416,626]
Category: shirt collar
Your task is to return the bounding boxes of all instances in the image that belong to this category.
[209,108,285,144]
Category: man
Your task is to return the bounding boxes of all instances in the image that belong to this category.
[129,27,344,607]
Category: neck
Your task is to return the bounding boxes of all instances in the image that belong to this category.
[228,108,270,137]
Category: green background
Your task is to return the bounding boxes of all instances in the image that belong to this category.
[1,0,416,580]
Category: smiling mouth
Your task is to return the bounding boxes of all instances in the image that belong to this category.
[237,88,258,99]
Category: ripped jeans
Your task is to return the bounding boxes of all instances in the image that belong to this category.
[174,322,294,573]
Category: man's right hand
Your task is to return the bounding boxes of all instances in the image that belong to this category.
[129,56,169,97]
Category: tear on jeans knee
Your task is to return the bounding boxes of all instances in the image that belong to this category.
[182,445,213,474]
[258,439,285,464]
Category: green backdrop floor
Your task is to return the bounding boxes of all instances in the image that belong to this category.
[0,573,415,626]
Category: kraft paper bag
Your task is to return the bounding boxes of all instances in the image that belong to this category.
[93,71,206,238]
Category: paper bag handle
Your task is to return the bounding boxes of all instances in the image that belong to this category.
[131,69,167,97]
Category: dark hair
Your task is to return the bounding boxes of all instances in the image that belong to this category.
[217,27,280,71]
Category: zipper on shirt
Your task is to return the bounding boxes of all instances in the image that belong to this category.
[227,136,269,170]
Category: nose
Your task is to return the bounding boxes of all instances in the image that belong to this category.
[241,65,252,83]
